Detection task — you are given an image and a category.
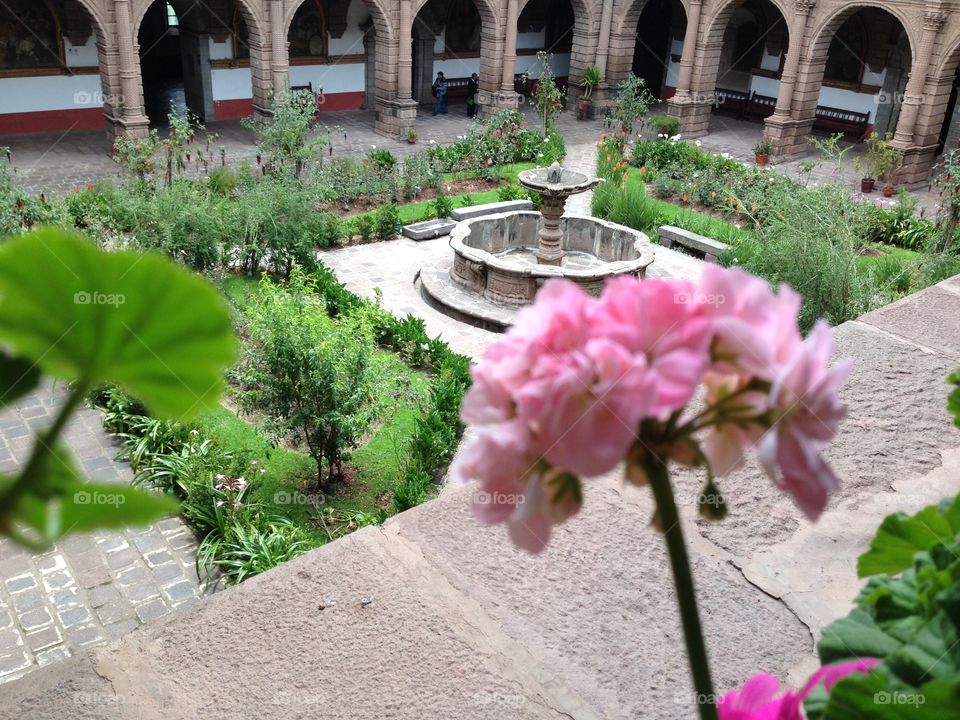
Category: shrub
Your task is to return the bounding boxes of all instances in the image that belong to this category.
[374,202,400,239]
[541,125,567,165]
[652,174,678,199]
[242,91,335,179]
[234,270,378,486]
[608,73,656,135]
[525,51,565,133]
[208,167,238,197]
[651,115,680,138]
[367,148,397,173]
[432,188,453,219]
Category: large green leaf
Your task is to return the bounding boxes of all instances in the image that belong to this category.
[9,446,177,543]
[948,370,960,429]
[820,672,960,720]
[0,350,40,408]
[858,498,960,578]
[0,229,235,419]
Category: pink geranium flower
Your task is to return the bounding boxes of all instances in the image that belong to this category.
[756,322,853,519]
[589,276,712,417]
[718,659,878,719]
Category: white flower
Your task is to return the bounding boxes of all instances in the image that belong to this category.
[429,139,436,144]
[537,152,544,158]
[370,144,376,149]
[695,140,702,147]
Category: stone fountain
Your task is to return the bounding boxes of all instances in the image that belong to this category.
[418,162,655,330]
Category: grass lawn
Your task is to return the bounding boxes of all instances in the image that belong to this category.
[399,161,537,223]
[213,275,430,542]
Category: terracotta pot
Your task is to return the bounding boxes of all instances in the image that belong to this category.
[861,178,876,194]
[407,138,417,144]
[882,185,895,197]
[755,154,769,166]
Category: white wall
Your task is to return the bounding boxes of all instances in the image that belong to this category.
[64,36,98,68]
[209,37,234,61]
[211,67,251,101]
[0,74,102,112]
[817,85,878,121]
[664,38,683,87]
[516,52,571,78]
[328,0,370,55]
[517,30,545,50]
[433,56,480,77]
[759,49,782,73]
[290,63,365,94]
[750,74,780,98]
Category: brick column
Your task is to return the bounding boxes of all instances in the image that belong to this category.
[494,0,521,110]
[398,0,413,100]
[891,10,946,187]
[666,0,712,138]
[378,0,418,137]
[763,0,816,157]
[595,0,614,77]
[114,0,149,137]
[270,0,289,95]
[892,11,944,146]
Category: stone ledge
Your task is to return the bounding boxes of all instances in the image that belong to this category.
[402,219,458,241]
[658,225,729,262]
[450,200,533,221]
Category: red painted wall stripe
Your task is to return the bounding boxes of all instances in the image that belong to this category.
[0,108,105,135]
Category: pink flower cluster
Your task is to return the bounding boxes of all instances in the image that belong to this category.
[452,266,852,552]
[718,660,878,719]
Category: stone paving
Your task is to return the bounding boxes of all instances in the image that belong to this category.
[1,102,605,197]
[0,385,204,685]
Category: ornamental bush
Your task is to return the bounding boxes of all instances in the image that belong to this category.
[234,269,377,487]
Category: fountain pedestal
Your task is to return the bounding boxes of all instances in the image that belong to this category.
[536,195,567,266]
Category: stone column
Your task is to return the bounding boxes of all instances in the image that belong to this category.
[674,0,702,99]
[666,0,711,137]
[114,0,149,137]
[595,0,614,77]
[892,10,945,146]
[398,0,413,100]
[763,0,815,157]
[270,0,289,95]
[495,0,521,110]
[890,10,946,186]
[378,0,418,137]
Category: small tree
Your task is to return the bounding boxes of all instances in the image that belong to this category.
[525,51,565,134]
[242,90,336,179]
[237,269,376,486]
[112,130,161,188]
[931,149,960,254]
[610,74,656,136]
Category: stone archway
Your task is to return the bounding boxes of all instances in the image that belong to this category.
[131,0,268,125]
[0,0,121,136]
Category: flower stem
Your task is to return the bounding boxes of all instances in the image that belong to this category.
[646,458,718,720]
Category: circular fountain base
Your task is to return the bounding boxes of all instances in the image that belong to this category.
[420,211,655,330]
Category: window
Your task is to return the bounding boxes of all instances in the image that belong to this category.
[166,3,179,28]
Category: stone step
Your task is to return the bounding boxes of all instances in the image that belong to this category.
[658,225,730,263]
[450,199,533,221]
[401,219,458,241]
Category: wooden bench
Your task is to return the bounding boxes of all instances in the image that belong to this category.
[813,105,871,142]
[658,225,730,263]
[745,92,777,120]
[714,87,751,120]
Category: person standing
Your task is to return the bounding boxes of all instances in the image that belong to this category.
[432,72,448,116]
[466,73,479,118]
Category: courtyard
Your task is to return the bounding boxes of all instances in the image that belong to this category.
[0,22,959,717]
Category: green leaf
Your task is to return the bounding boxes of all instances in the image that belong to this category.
[0,228,235,419]
[0,350,40,408]
[858,498,960,578]
[9,446,178,543]
[821,673,960,720]
[819,607,904,664]
[948,370,960,429]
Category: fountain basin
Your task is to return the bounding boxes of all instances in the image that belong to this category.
[449,211,655,305]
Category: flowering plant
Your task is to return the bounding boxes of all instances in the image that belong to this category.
[453,266,853,719]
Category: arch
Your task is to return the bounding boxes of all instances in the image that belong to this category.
[289,0,393,43]
[631,0,688,97]
[288,0,329,58]
[133,0,266,46]
[805,2,917,67]
[694,0,791,101]
[412,0,498,30]
[614,0,690,41]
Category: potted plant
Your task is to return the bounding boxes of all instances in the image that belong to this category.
[753,139,773,166]
[855,132,900,194]
[406,128,418,145]
[578,64,603,120]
